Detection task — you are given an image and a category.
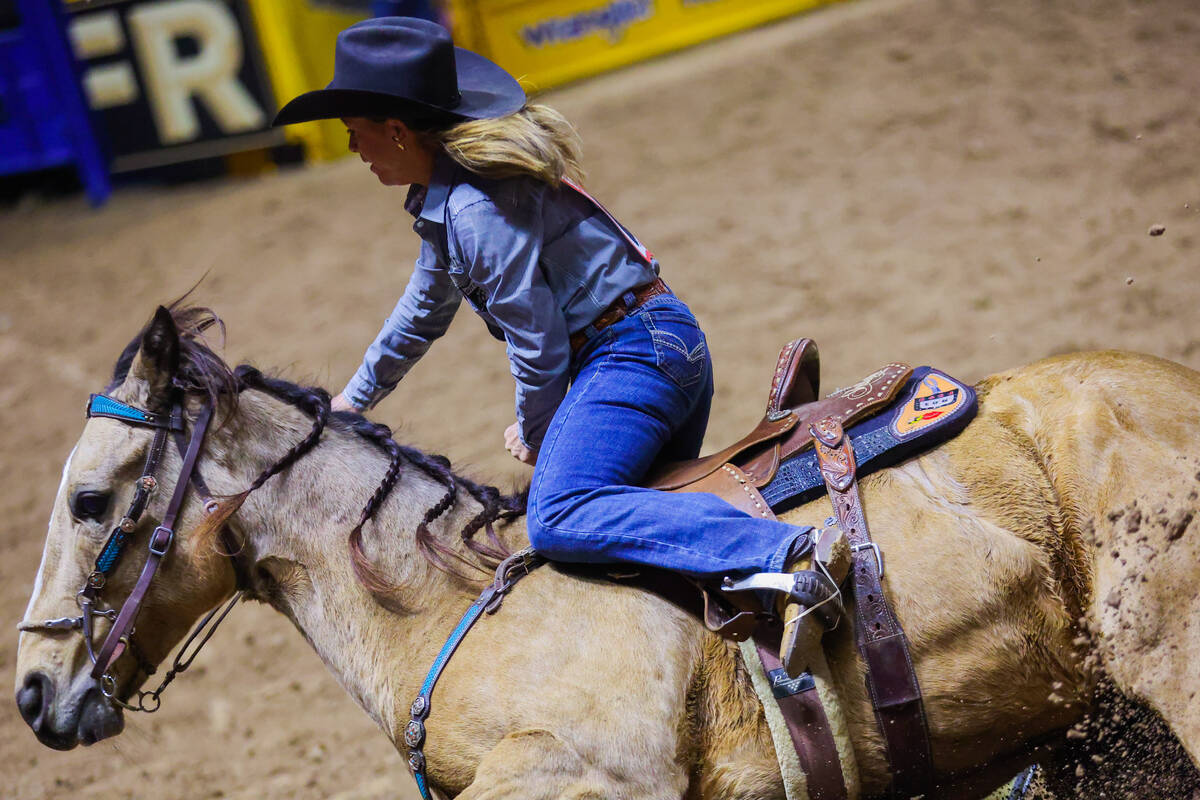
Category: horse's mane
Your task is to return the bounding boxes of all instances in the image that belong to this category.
[112,304,526,613]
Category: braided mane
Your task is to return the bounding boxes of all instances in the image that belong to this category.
[112,305,527,613]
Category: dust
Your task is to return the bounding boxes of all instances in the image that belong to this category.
[1035,680,1200,799]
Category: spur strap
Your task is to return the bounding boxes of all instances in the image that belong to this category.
[811,417,933,797]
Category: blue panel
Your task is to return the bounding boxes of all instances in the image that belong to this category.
[0,0,109,203]
[88,394,155,424]
[761,367,978,511]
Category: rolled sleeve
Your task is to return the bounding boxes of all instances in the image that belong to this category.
[343,241,461,409]
[451,197,571,449]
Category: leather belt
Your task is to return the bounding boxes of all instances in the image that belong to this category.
[569,278,670,353]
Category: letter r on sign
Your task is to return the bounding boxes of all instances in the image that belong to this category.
[127,0,265,145]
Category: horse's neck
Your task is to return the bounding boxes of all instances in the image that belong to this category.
[214,392,517,740]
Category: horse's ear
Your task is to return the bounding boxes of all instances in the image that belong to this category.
[128,306,179,404]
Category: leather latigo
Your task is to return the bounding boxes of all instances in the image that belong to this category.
[813,419,933,796]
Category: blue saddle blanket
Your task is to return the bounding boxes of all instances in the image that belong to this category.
[760,366,977,512]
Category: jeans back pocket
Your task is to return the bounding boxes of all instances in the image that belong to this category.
[641,305,709,390]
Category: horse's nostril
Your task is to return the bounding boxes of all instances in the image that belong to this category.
[17,671,53,730]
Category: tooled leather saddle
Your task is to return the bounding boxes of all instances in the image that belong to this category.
[643,338,940,798]
[645,338,912,514]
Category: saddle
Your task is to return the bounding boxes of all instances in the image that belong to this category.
[645,338,913,515]
[643,338,942,799]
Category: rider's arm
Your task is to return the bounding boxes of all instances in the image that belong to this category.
[341,241,462,411]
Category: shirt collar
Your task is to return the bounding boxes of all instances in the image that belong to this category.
[403,184,426,218]
[408,153,457,225]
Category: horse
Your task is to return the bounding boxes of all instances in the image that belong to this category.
[14,306,1200,798]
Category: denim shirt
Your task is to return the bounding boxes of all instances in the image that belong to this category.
[343,155,659,448]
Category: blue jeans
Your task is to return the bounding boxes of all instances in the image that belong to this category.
[527,295,809,578]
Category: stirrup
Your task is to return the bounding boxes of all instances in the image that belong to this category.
[721,570,844,631]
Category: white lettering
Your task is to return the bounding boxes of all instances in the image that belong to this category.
[70,11,125,57]
[71,12,140,109]
[86,63,140,109]
[127,0,265,145]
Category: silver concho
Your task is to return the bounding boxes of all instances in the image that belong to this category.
[404,719,426,749]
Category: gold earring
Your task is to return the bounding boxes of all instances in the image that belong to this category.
[391,135,406,151]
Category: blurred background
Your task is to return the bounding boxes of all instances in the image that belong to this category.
[2,0,1197,797]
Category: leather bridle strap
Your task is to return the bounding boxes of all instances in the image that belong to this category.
[171,426,253,591]
[405,548,545,800]
[83,407,179,591]
[90,402,215,682]
[811,416,934,797]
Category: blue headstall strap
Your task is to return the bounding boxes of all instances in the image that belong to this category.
[83,395,184,586]
[87,393,185,432]
[405,548,544,800]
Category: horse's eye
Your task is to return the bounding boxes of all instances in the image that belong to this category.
[71,490,111,522]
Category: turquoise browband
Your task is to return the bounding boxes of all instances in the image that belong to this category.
[87,394,184,431]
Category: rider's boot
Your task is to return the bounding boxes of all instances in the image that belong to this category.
[778,526,852,678]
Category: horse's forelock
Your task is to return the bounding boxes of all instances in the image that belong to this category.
[107,304,239,407]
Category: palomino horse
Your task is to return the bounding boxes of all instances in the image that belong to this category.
[15,307,1200,798]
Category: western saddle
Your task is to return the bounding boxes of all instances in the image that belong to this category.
[645,338,935,798]
[645,337,911,512]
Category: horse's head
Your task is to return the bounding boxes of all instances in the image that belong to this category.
[15,307,239,749]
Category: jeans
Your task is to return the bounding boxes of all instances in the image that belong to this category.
[527,294,809,579]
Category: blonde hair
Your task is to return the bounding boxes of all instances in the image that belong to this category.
[431,104,585,186]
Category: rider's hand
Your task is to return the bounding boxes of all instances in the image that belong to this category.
[331,393,363,414]
[504,422,537,466]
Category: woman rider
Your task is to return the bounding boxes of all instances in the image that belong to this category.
[272,17,813,650]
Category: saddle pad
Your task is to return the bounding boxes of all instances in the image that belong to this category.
[760,367,976,511]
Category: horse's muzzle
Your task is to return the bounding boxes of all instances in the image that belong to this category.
[17,670,124,749]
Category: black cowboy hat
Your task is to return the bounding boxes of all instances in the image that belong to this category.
[272,17,525,128]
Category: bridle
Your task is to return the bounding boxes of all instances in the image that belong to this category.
[18,391,245,713]
[18,373,527,799]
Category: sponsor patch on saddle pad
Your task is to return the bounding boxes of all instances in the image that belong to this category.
[760,367,977,511]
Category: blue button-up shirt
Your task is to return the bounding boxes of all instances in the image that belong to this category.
[343,155,659,448]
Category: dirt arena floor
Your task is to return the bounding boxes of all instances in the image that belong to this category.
[3,0,1199,796]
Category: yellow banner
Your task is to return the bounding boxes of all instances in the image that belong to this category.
[449,0,841,92]
[244,0,366,160]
